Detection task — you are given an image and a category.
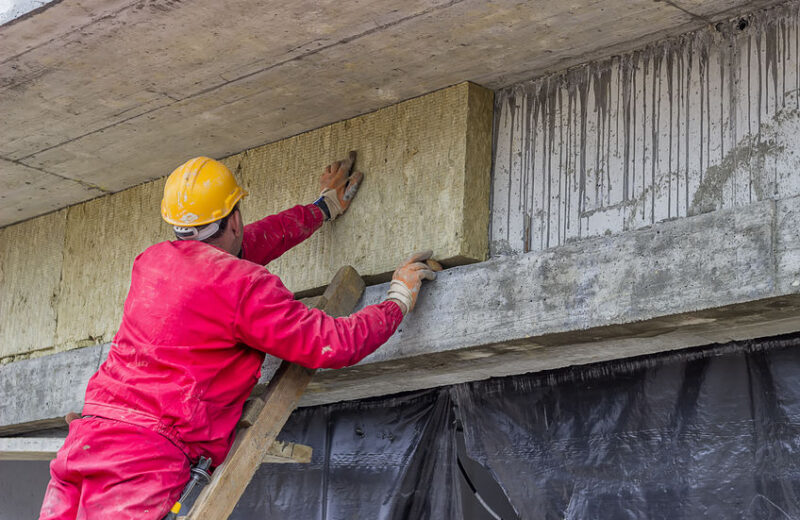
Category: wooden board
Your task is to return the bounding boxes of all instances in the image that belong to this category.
[184,265,365,520]
[261,441,313,464]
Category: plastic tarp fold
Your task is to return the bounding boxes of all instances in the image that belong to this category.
[231,335,800,519]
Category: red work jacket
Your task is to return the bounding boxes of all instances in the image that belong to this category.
[82,204,403,464]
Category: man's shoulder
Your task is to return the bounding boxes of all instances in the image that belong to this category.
[134,239,183,265]
[136,240,269,279]
[138,239,223,260]
[139,239,174,254]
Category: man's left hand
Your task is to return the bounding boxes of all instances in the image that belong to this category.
[318,151,364,220]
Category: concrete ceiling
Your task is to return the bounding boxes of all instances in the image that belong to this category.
[0,0,784,227]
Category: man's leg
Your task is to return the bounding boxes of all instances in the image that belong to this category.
[78,464,188,519]
[74,417,190,520]
[39,416,190,520]
[38,445,81,520]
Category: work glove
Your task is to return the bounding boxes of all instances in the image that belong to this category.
[387,250,441,315]
[316,151,364,220]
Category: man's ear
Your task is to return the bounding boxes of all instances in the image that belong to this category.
[231,208,244,236]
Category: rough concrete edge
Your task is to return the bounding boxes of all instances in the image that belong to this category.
[300,305,800,406]
[0,344,106,434]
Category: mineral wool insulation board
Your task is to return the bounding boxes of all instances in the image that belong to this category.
[224,81,493,293]
[0,82,492,357]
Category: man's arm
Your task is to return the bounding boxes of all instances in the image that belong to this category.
[234,270,404,369]
[241,204,324,266]
[232,251,438,369]
[241,153,363,266]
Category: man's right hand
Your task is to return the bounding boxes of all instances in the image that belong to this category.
[387,251,440,315]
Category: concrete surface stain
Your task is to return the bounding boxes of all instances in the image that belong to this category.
[492,2,800,255]
[690,133,786,216]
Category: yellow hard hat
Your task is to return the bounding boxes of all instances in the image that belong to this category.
[161,157,247,227]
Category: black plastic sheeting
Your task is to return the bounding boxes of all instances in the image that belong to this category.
[231,335,800,519]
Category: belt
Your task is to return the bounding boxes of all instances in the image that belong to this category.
[82,401,190,457]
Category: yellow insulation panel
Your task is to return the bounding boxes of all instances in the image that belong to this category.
[55,180,172,348]
[0,82,492,357]
[224,82,493,293]
[0,210,67,358]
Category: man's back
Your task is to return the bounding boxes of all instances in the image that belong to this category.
[84,240,266,463]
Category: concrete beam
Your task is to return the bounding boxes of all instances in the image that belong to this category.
[0,345,107,435]
[3,197,800,430]
[302,195,800,404]
[0,438,63,461]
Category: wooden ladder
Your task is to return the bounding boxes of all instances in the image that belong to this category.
[183,266,365,519]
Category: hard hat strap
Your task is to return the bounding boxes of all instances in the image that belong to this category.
[173,221,220,241]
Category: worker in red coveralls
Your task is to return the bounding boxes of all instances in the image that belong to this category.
[38,155,436,520]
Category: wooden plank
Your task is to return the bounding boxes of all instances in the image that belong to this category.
[0,417,69,437]
[184,265,365,520]
[237,292,330,428]
[262,441,312,464]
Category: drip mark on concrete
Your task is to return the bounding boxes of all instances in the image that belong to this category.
[491,1,800,255]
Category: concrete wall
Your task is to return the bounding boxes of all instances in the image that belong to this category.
[0,82,492,360]
[492,2,800,254]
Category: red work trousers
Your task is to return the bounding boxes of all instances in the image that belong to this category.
[38,416,190,520]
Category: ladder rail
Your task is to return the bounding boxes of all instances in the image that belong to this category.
[183,266,365,519]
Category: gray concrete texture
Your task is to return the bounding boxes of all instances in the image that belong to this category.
[0,346,107,434]
[492,1,800,255]
[0,0,784,227]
